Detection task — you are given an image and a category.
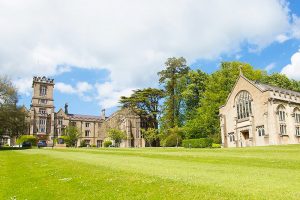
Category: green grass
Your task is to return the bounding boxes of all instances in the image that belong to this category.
[1,146,300,199]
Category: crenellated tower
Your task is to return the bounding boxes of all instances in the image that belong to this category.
[29,76,55,141]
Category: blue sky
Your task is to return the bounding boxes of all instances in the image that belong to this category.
[1,0,300,117]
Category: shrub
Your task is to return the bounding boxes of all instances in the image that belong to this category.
[182,138,213,148]
[212,143,221,148]
[17,135,38,146]
[4,143,9,147]
[80,140,87,147]
[104,140,112,147]
[160,133,182,147]
[91,144,96,148]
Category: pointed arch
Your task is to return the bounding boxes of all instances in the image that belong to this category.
[235,91,252,120]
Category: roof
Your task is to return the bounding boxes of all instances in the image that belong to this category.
[253,82,300,97]
[68,113,103,121]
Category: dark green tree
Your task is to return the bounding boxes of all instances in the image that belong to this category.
[158,57,190,130]
[120,88,164,129]
[107,128,126,147]
[63,126,81,147]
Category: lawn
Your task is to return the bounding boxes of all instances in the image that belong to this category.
[1,146,300,200]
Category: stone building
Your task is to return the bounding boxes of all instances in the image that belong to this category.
[29,76,146,147]
[220,73,300,148]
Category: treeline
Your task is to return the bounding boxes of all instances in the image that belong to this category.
[120,58,300,146]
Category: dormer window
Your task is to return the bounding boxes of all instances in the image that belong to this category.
[236,91,252,120]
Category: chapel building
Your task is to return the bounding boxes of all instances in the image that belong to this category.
[220,73,300,148]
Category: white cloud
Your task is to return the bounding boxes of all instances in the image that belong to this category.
[56,81,93,101]
[0,0,298,108]
[281,50,300,80]
[265,63,276,72]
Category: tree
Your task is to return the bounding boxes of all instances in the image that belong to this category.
[184,62,264,142]
[63,126,81,147]
[0,77,28,142]
[120,88,164,129]
[160,126,184,147]
[141,128,159,147]
[107,128,126,147]
[158,57,190,130]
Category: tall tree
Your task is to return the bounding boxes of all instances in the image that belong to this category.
[158,57,190,129]
[63,126,81,147]
[120,88,164,129]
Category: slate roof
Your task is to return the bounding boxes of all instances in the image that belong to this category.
[253,81,300,96]
[68,114,103,121]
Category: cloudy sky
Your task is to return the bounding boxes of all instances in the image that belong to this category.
[1,0,300,116]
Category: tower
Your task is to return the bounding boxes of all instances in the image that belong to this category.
[29,76,55,141]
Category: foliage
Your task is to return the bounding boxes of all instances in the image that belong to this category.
[80,140,87,147]
[104,140,112,147]
[212,143,221,148]
[158,57,190,130]
[91,144,96,147]
[184,62,265,141]
[0,76,18,105]
[160,126,184,147]
[63,126,81,147]
[182,138,213,148]
[17,135,38,146]
[120,88,164,129]
[107,129,126,147]
[141,128,159,147]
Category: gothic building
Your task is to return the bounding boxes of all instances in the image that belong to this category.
[29,76,146,147]
[220,73,300,148]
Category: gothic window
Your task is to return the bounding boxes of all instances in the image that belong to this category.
[39,108,46,114]
[40,85,47,96]
[257,126,265,136]
[85,130,90,137]
[39,118,46,132]
[86,123,90,128]
[228,132,235,142]
[278,105,286,122]
[280,124,287,135]
[58,119,63,125]
[294,108,300,123]
[235,91,252,120]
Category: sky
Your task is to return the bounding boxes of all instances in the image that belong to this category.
[0,0,300,116]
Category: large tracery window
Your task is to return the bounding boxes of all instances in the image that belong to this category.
[236,91,252,120]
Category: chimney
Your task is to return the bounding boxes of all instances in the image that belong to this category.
[101,109,106,119]
[65,103,69,114]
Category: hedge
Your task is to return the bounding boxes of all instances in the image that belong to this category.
[182,138,213,148]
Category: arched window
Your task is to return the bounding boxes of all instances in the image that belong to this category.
[235,91,252,120]
[294,108,300,123]
[277,105,286,122]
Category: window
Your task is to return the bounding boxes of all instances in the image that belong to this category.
[40,85,47,96]
[70,121,76,127]
[58,119,63,125]
[85,140,90,145]
[280,124,287,135]
[39,118,46,132]
[39,108,46,114]
[257,126,265,136]
[236,91,252,120]
[85,130,90,137]
[228,132,235,142]
[39,99,47,104]
[296,126,300,136]
[294,108,300,123]
[85,123,90,128]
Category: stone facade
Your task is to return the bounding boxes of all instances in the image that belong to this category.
[29,76,146,147]
[220,74,300,148]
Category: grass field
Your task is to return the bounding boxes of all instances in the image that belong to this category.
[1,146,300,200]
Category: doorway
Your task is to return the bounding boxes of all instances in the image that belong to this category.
[241,130,250,147]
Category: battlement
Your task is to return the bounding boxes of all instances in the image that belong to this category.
[32,76,54,85]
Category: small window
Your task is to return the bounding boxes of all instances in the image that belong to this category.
[295,113,300,123]
[70,122,76,127]
[296,127,300,136]
[228,132,235,142]
[280,124,287,135]
[86,123,90,128]
[257,126,265,137]
[39,108,46,114]
[85,130,90,137]
[58,119,63,125]
[40,99,47,104]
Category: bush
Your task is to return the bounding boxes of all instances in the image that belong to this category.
[212,143,221,148]
[91,144,96,148]
[80,140,87,147]
[104,140,112,147]
[182,138,213,148]
[17,135,38,146]
[160,133,182,147]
